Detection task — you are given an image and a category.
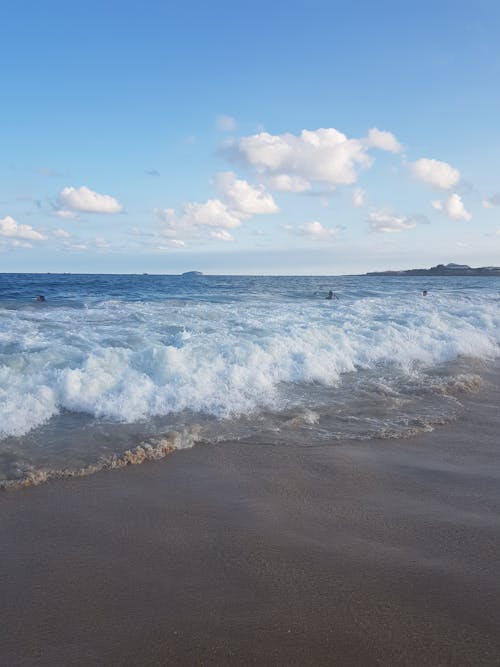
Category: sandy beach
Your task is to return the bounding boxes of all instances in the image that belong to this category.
[2,383,500,666]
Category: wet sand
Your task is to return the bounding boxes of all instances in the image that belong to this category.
[2,390,500,666]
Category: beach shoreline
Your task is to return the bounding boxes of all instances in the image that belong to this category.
[2,380,500,666]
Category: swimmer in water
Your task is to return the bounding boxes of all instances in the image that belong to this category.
[35,295,46,302]
[326,290,338,300]
[422,290,428,296]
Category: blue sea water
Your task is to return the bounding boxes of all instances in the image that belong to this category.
[1,273,499,487]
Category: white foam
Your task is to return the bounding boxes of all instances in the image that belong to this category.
[1,290,499,438]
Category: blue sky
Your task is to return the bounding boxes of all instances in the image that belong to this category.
[1,0,500,274]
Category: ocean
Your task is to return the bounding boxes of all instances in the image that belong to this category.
[1,272,499,488]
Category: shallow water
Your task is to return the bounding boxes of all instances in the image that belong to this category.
[1,273,499,487]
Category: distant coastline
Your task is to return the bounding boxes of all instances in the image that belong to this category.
[367,263,500,277]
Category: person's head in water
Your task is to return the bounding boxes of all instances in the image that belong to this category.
[422,290,428,296]
[326,290,333,299]
[35,295,46,302]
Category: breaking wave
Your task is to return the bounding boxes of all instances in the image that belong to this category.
[1,273,499,487]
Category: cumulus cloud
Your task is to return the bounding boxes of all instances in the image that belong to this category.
[265,174,311,192]
[352,187,365,208]
[156,174,278,244]
[0,215,47,241]
[156,199,242,235]
[56,186,123,214]
[216,172,279,215]
[216,115,236,131]
[410,158,460,190]
[432,193,471,221]
[155,200,240,245]
[366,128,402,153]
[368,210,418,233]
[482,194,500,208]
[298,221,338,240]
[224,127,374,191]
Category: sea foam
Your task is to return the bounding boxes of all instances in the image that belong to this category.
[1,284,499,439]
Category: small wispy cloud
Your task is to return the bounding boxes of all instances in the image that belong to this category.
[53,228,71,238]
[482,193,500,208]
[210,230,234,242]
[37,167,66,177]
[368,209,418,233]
[352,187,365,208]
[10,239,34,249]
[216,114,236,132]
[297,221,338,240]
[54,209,79,220]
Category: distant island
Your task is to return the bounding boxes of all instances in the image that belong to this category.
[181,271,203,277]
[367,263,500,277]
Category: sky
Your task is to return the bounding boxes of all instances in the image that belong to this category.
[1,0,500,275]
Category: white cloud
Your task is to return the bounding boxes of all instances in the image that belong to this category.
[352,187,365,208]
[93,237,110,249]
[54,209,79,220]
[367,128,402,153]
[216,172,279,215]
[53,228,70,238]
[153,239,187,251]
[368,210,417,233]
[216,115,236,132]
[155,200,242,243]
[265,174,311,192]
[156,174,278,244]
[225,127,373,190]
[298,221,338,240]
[65,243,89,251]
[0,215,47,241]
[482,194,500,208]
[432,193,471,221]
[183,199,242,228]
[10,239,34,249]
[210,230,234,242]
[38,167,65,177]
[57,186,123,214]
[410,158,460,190]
